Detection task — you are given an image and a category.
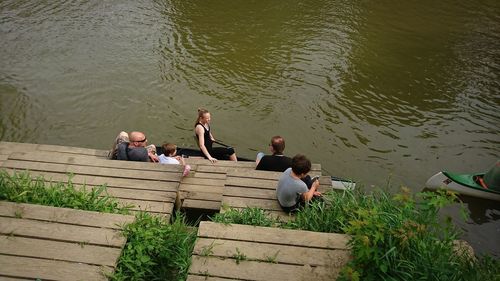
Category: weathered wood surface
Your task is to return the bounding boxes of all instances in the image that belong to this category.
[178,170,227,211]
[188,221,351,281]
[0,202,135,281]
[1,149,182,217]
[0,141,108,158]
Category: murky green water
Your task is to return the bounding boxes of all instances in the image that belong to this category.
[1,0,499,256]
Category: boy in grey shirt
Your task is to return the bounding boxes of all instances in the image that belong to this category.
[276,154,321,213]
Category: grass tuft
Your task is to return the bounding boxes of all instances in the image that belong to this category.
[0,169,131,214]
[110,212,197,281]
[210,207,281,227]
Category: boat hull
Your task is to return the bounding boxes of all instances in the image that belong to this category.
[425,172,500,202]
[331,176,356,190]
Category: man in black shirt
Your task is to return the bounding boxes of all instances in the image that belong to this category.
[255,136,292,172]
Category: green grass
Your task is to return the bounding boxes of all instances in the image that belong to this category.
[211,187,500,281]
[0,169,131,214]
[211,207,281,227]
[110,212,197,281]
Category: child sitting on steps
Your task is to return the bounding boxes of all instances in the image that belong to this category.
[158,143,191,177]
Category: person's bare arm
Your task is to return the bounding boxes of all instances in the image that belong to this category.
[302,180,320,201]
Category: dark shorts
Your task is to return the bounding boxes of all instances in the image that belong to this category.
[209,146,235,160]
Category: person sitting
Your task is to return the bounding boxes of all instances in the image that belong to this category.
[255,136,292,172]
[111,131,159,162]
[158,143,191,177]
[276,154,321,213]
[194,108,237,163]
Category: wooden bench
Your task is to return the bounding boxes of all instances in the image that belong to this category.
[188,221,351,281]
[1,150,183,220]
[0,201,135,281]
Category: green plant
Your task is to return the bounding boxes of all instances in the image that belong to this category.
[200,241,220,257]
[210,207,280,227]
[232,247,247,265]
[208,187,500,281]
[264,250,280,264]
[110,212,197,281]
[0,170,131,214]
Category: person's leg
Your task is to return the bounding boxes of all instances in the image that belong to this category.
[212,147,237,161]
[229,153,237,162]
[109,131,129,159]
[256,152,265,164]
[302,175,313,189]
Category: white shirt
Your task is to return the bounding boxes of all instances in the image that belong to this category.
[158,154,180,164]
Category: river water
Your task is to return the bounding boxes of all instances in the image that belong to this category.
[1,0,499,256]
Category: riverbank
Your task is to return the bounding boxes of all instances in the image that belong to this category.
[0,141,498,280]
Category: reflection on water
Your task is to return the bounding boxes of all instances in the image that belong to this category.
[1,0,499,256]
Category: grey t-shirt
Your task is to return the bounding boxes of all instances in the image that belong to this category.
[276,168,308,207]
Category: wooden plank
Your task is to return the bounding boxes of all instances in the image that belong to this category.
[180,191,222,202]
[181,177,226,186]
[193,238,351,267]
[9,151,183,172]
[0,141,39,151]
[37,144,109,157]
[4,169,180,191]
[0,235,122,267]
[224,186,276,199]
[222,197,282,211]
[0,201,135,230]
[227,169,282,180]
[226,177,277,189]
[197,222,350,249]
[179,184,225,194]
[188,255,337,281]
[0,217,126,247]
[0,254,111,281]
[182,200,221,211]
[0,277,32,281]
[100,187,176,202]
[117,199,174,214]
[3,160,181,181]
[187,276,240,281]
[195,165,246,174]
[193,172,227,179]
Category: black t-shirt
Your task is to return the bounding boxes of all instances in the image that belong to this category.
[255,155,292,172]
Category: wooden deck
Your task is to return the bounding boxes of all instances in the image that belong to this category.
[0,142,183,220]
[188,221,351,281]
[0,201,135,281]
[1,141,333,218]
[0,141,353,280]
